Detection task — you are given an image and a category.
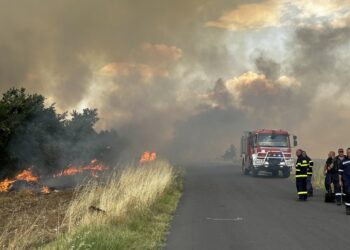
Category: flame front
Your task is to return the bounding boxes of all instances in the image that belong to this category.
[54,159,109,178]
[0,179,16,192]
[16,169,39,182]
[0,169,39,192]
[139,151,157,164]
[0,159,109,193]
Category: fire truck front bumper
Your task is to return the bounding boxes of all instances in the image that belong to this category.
[253,159,293,172]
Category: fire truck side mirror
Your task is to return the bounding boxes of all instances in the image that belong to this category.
[293,135,298,147]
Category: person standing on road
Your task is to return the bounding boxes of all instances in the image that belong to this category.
[339,148,350,215]
[333,149,345,205]
[295,149,308,201]
[303,151,314,197]
[325,151,338,200]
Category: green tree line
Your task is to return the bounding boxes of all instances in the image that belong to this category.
[0,88,125,178]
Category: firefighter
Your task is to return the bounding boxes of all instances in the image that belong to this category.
[325,151,339,202]
[339,148,350,215]
[302,151,314,197]
[295,149,308,201]
[339,148,350,213]
[333,148,345,205]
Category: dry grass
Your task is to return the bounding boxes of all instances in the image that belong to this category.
[312,159,326,190]
[0,191,73,250]
[63,160,175,233]
[0,160,177,249]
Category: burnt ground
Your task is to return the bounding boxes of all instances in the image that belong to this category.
[0,190,74,246]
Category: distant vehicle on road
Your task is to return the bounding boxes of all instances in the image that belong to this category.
[240,129,298,178]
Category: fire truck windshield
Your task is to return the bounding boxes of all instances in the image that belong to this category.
[257,134,290,147]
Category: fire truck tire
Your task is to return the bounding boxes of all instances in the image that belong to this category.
[252,169,259,177]
[242,160,250,175]
[282,169,290,178]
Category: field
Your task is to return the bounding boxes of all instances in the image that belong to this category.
[0,190,74,249]
[0,160,181,250]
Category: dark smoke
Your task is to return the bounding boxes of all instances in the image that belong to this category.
[1,0,350,162]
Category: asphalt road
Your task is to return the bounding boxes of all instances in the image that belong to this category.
[166,163,350,250]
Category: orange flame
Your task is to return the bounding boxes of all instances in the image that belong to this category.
[139,151,157,164]
[16,169,39,182]
[0,169,39,192]
[54,159,109,178]
[54,167,82,177]
[0,179,16,192]
[41,186,50,194]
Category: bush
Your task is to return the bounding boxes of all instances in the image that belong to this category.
[0,88,125,177]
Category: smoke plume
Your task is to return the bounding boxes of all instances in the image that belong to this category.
[1,0,350,161]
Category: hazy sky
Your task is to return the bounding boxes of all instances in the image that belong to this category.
[1,0,350,160]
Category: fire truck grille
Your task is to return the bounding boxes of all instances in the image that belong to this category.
[267,158,281,166]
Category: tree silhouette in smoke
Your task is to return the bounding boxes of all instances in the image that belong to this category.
[0,88,125,178]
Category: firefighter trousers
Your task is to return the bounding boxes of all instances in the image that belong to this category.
[325,172,341,202]
[296,177,308,200]
[343,179,350,209]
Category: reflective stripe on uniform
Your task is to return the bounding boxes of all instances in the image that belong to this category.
[300,164,308,167]
[298,191,308,195]
[296,169,301,172]
[335,193,342,196]
[296,175,308,178]
[345,202,350,206]
[343,161,350,165]
[339,169,344,172]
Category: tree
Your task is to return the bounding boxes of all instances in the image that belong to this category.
[222,144,237,161]
[0,88,125,178]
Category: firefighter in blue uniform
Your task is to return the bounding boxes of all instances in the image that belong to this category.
[339,147,350,214]
[296,149,308,201]
[333,148,345,205]
[303,151,314,196]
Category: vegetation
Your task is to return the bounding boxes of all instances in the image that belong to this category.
[312,159,326,190]
[0,161,181,250]
[0,88,125,178]
[222,144,237,161]
[45,160,181,250]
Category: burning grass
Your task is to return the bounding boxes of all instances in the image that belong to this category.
[45,160,180,250]
[0,160,181,250]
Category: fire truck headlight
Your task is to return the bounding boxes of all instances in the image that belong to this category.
[253,158,265,166]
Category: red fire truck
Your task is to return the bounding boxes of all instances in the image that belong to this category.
[240,129,298,177]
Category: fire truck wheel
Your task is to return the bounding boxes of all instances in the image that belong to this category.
[252,169,259,177]
[282,169,290,178]
[242,160,250,175]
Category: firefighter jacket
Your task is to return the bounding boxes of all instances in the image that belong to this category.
[306,156,313,176]
[339,156,350,182]
[296,156,308,178]
[333,156,344,173]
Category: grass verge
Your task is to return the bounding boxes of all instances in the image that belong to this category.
[43,161,182,250]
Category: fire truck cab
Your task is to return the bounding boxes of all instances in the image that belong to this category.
[240,129,297,178]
